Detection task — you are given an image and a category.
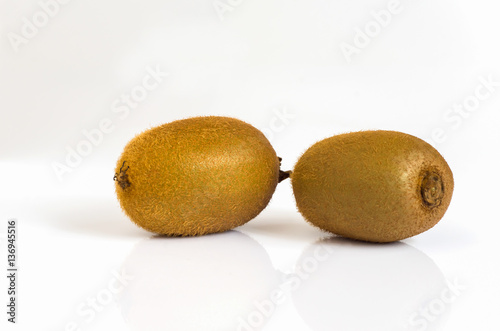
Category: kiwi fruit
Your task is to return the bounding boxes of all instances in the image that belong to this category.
[291,130,454,242]
[114,116,284,236]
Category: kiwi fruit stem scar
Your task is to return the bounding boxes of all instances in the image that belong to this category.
[114,160,131,190]
[420,171,444,208]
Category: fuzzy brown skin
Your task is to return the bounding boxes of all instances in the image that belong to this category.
[291,130,454,243]
[115,116,280,236]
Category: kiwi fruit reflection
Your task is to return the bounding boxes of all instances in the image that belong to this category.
[292,237,449,331]
[116,231,279,331]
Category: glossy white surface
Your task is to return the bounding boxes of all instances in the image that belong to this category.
[1,0,499,330]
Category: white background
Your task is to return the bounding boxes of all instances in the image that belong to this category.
[1,0,499,330]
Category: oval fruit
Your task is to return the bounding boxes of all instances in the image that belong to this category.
[291,130,454,242]
[114,116,280,236]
